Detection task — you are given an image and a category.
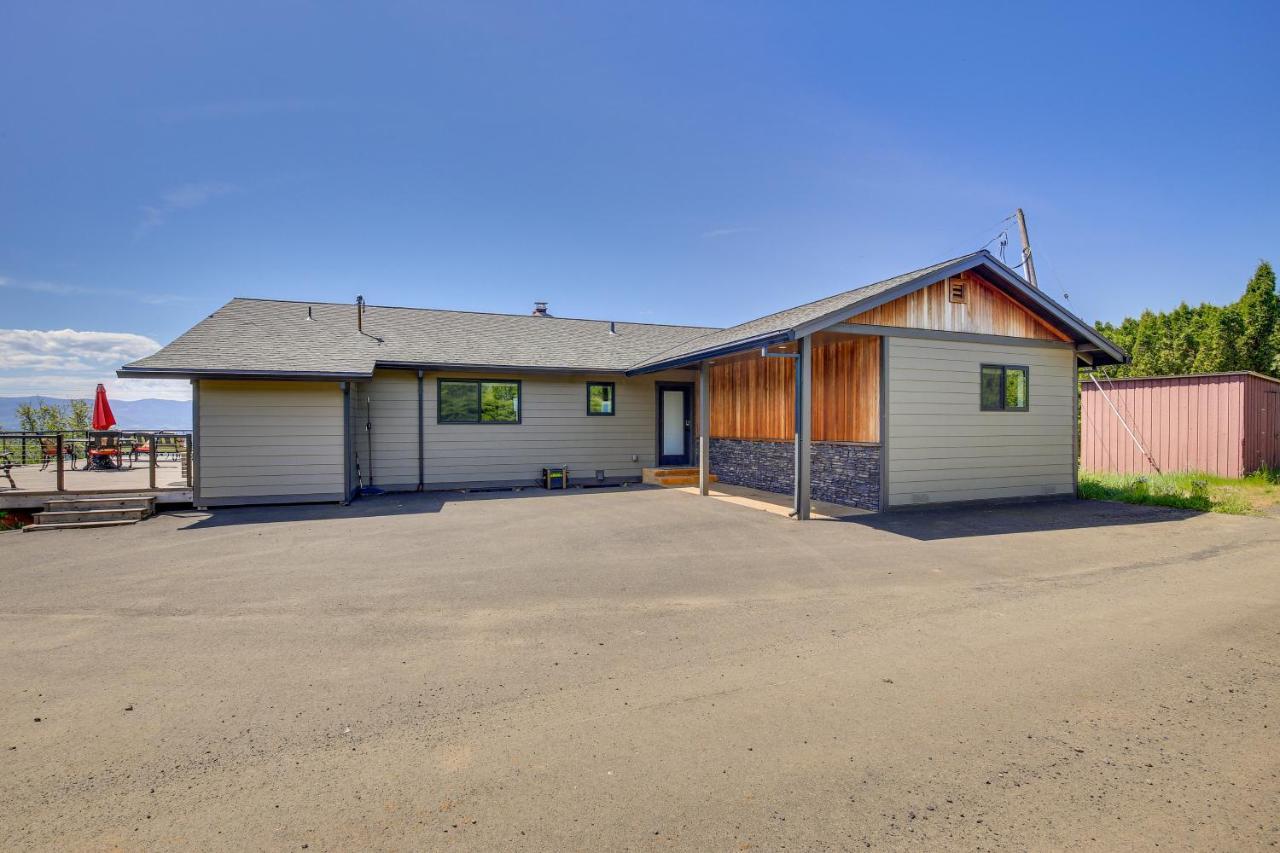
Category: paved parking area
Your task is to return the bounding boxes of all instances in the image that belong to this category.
[2,488,1277,850]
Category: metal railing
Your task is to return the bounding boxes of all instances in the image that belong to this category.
[0,430,193,492]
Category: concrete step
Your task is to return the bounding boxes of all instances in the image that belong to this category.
[34,508,149,525]
[44,496,155,513]
[23,519,139,532]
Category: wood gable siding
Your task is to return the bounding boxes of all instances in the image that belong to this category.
[846,271,1070,342]
[710,335,880,442]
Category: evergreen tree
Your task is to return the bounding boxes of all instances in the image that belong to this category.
[1236,261,1279,373]
[1092,259,1276,379]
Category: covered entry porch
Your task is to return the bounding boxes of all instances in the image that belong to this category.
[685,330,883,520]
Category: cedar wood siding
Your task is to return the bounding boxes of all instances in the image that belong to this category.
[847,270,1071,342]
[709,335,880,443]
[352,367,695,488]
[197,379,346,504]
[885,337,1076,506]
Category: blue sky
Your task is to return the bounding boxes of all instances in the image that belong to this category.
[2,1,1277,400]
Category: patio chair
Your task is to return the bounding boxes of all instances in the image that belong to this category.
[1,451,14,489]
[130,437,152,465]
[39,437,75,471]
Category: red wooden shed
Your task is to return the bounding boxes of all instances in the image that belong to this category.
[1080,371,1280,478]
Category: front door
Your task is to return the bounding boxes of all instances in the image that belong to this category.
[657,384,692,466]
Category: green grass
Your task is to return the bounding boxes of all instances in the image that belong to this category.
[1079,468,1280,515]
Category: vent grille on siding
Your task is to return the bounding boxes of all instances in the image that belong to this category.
[947,278,967,304]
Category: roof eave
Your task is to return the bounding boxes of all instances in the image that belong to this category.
[625,330,795,375]
[374,360,634,375]
[789,250,1127,365]
[116,366,372,381]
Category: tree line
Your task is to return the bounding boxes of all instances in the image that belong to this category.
[1094,261,1279,377]
[7,400,91,433]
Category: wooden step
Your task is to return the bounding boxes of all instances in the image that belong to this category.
[44,496,155,513]
[654,474,718,487]
[34,508,149,525]
[23,519,139,532]
[642,467,714,485]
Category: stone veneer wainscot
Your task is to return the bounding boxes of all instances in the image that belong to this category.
[708,438,880,511]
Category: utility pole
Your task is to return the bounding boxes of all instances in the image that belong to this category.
[1014,208,1039,289]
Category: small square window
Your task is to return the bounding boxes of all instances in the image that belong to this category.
[587,382,615,416]
[948,279,967,304]
[980,365,1029,412]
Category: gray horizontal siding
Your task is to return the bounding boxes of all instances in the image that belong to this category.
[198,380,345,502]
[352,368,690,487]
[352,370,420,488]
[886,337,1075,506]
[423,370,684,485]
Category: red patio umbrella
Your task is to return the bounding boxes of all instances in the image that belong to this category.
[91,383,116,431]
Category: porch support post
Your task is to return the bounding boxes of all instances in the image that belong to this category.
[56,434,65,492]
[794,335,812,520]
[148,432,157,490]
[698,360,710,495]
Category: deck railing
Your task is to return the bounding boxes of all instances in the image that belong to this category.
[0,430,193,492]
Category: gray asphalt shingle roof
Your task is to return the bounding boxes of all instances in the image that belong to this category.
[122,298,717,376]
[121,250,1124,378]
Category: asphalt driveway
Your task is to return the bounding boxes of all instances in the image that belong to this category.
[1,488,1277,850]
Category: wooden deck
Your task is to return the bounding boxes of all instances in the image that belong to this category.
[0,459,192,509]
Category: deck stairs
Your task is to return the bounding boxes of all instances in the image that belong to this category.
[641,467,719,488]
[24,496,156,532]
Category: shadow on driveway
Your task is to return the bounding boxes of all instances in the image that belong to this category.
[168,484,655,529]
[841,498,1202,540]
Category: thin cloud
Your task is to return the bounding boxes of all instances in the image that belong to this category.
[137,181,239,236]
[0,328,191,402]
[0,274,192,305]
[700,226,759,239]
[0,375,191,402]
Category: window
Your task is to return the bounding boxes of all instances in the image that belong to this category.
[587,382,615,416]
[947,278,968,304]
[980,365,1029,411]
[437,379,521,424]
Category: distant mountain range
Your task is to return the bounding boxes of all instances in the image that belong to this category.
[0,397,192,431]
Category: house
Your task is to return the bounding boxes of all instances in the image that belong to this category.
[1080,371,1280,478]
[119,249,1126,516]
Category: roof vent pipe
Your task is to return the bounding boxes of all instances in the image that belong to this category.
[307,306,314,320]
[532,301,549,317]
[609,321,616,335]
[356,295,365,332]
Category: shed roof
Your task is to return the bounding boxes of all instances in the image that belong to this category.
[1081,371,1280,386]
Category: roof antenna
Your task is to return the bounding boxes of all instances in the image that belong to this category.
[1014,208,1039,289]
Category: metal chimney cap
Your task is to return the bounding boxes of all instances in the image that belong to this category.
[532,301,550,317]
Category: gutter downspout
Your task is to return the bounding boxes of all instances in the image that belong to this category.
[341,381,352,504]
[417,370,425,491]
